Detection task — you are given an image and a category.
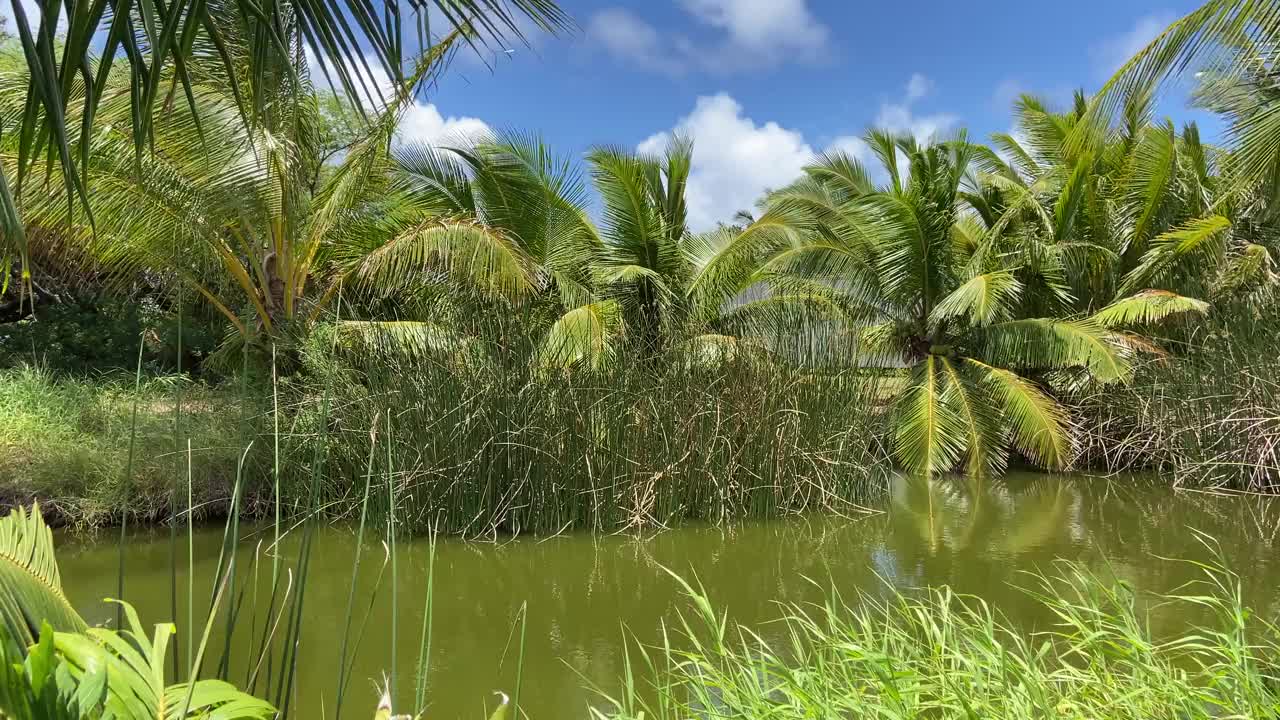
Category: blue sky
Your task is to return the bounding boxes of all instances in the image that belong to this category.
[388,0,1215,229]
[2,0,1214,228]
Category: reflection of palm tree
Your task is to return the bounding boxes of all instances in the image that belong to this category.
[1001,479,1075,554]
[888,474,1082,556]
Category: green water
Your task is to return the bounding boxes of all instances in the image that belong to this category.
[57,473,1280,719]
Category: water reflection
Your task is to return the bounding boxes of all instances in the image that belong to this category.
[56,473,1280,719]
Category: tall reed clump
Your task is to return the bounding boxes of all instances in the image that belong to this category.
[598,561,1280,720]
[276,315,892,537]
[1075,310,1280,492]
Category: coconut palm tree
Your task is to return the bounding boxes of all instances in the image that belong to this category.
[357,134,812,371]
[694,132,1199,476]
[0,0,570,298]
[977,90,1278,311]
[4,18,535,363]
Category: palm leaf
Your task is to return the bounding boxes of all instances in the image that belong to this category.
[893,355,970,476]
[929,270,1023,327]
[0,505,88,657]
[975,318,1130,383]
[969,360,1074,470]
[332,320,488,367]
[351,218,537,298]
[1090,290,1209,328]
[537,301,622,371]
[1120,215,1233,294]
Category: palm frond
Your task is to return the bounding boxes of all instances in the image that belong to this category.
[970,360,1074,470]
[1120,215,1232,294]
[894,355,970,476]
[332,320,488,367]
[929,270,1023,327]
[0,505,88,657]
[1090,289,1209,328]
[351,218,537,298]
[537,301,623,371]
[975,318,1130,383]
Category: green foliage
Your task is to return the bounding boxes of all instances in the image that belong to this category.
[601,560,1280,720]
[0,505,273,719]
[0,505,87,657]
[0,295,219,375]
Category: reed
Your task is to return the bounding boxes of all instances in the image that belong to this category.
[277,322,892,537]
[1076,311,1280,491]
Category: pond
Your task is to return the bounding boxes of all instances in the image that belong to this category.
[57,473,1280,719]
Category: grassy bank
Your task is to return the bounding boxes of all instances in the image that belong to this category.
[0,366,249,528]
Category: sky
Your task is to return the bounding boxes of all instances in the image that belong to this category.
[0,0,1219,230]
[380,0,1215,230]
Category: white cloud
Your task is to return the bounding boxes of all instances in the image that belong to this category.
[638,76,961,229]
[638,94,817,230]
[906,72,932,102]
[587,0,829,75]
[638,94,892,230]
[874,74,957,143]
[585,8,684,75]
[1090,12,1175,78]
[680,0,828,60]
[399,104,492,147]
[306,46,492,147]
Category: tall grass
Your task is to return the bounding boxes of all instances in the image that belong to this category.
[1077,311,1280,491]
[279,339,891,537]
[598,559,1280,720]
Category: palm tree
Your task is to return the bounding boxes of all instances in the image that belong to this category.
[362,134,807,371]
[5,20,530,363]
[978,91,1278,311]
[0,0,571,298]
[697,132,1189,476]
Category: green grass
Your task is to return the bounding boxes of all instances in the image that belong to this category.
[0,365,250,529]
[599,559,1280,720]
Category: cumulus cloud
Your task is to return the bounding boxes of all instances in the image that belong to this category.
[1090,12,1176,78]
[637,77,962,229]
[587,0,829,75]
[638,94,818,230]
[305,46,492,147]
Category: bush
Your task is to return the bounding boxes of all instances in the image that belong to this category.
[0,293,221,376]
